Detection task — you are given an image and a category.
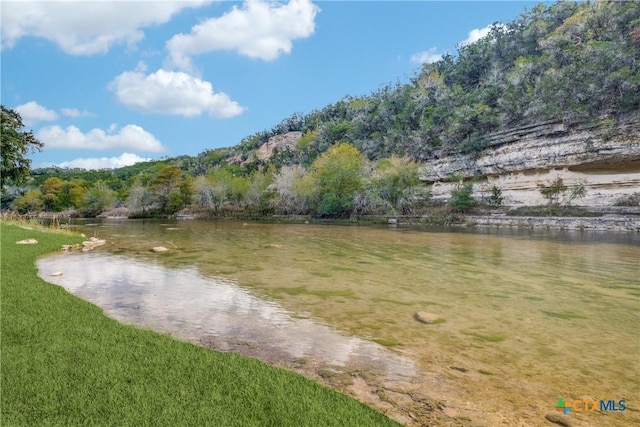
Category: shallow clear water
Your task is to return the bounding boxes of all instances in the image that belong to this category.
[39,219,640,426]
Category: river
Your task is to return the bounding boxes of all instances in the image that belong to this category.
[38,219,639,426]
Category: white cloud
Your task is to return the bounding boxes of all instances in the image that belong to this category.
[50,153,152,170]
[14,101,58,126]
[460,24,506,47]
[1,1,209,55]
[61,108,93,118]
[37,124,165,153]
[167,0,319,70]
[410,48,443,65]
[109,69,245,118]
[461,26,491,47]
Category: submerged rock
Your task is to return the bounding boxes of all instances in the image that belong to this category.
[442,407,457,418]
[82,237,106,251]
[544,412,573,426]
[414,312,442,324]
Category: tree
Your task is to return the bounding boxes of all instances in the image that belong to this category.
[1,106,44,190]
[489,185,504,206]
[59,179,87,210]
[567,180,587,205]
[193,169,231,216]
[41,177,64,211]
[228,175,250,208]
[244,170,273,214]
[12,189,44,213]
[370,156,422,214]
[80,182,115,217]
[449,181,476,212]
[306,143,365,217]
[150,165,183,213]
[128,180,154,216]
[539,178,588,206]
[270,165,309,214]
[538,177,567,206]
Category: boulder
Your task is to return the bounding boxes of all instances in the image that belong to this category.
[82,237,106,251]
[16,239,38,244]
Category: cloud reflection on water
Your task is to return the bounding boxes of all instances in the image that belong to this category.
[38,252,416,380]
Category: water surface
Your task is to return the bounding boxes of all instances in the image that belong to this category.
[39,220,639,426]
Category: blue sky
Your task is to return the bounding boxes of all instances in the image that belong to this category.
[2,0,540,170]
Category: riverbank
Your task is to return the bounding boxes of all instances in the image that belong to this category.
[24,203,640,233]
[466,213,640,232]
[0,222,401,426]
[389,210,640,232]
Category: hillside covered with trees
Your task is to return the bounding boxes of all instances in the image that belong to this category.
[2,1,639,218]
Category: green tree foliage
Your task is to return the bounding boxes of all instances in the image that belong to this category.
[490,185,504,207]
[539,177,588,206]
[41,177,64,211]
[306,143,365,217]
[449,181,476,212]
[127,180,154,216]
[60,179,87,209]
[243,170,274,214]
[151,165,184,214]
[80,182,115,217]
[11,189,44,213]
[8,176,87,213]
[538,177,567,205]
[193,168,234,215]
[568,180,587,205]
[369,156,423,215]
[270,165,310,215]
[1,106,44,190]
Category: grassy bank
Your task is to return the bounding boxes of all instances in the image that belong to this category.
[0,222,400,426]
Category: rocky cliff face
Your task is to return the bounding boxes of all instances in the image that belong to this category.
[255,131,302,161]
[420,114,640,207]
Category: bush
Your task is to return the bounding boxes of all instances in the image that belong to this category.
[538,178,566,206]
[614,192,640,207]
[489,185,504,206]
[449,182,476,212]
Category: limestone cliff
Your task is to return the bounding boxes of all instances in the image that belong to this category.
[256,131,302,162]
[420,114,640,207]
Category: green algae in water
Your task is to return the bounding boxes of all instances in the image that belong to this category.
[465,332,507,343]
[373,337,402,347]
[542,310,587,320]
[537,347,557,358]
[310,271,332,278]
[279,286,308,296]
[484,293,511,299]
[278,286,357,299]
[308,289,356,299]
[332,266,358,272]
[371,297,415,306]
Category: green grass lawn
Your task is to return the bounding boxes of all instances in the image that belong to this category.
[1,222,401,426]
